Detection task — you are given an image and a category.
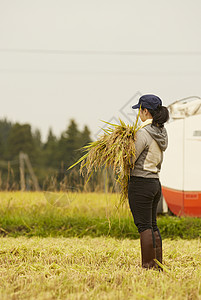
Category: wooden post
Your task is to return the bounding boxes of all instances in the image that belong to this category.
[6,161,11,191]
[19,152,40,191]
[23,153,40,191]
[19,152,26,191]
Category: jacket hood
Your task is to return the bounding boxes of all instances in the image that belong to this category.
[144,124,168,151]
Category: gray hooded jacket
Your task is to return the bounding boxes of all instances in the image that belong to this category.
[130,122,168,178]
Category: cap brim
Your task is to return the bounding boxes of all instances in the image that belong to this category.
[132,104,140,109]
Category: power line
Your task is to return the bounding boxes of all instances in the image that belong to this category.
[0,48,201,56]
[0,69,200,76]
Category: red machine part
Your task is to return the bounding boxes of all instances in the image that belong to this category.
[162,186,201,217]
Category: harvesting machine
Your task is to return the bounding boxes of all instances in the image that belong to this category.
[160,96,201,217]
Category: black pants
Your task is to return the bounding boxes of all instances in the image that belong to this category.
[128,176,161,234]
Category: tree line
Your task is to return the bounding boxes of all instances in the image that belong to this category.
[0,118,115,191]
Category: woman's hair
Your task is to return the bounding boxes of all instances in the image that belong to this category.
[142,105,169,128]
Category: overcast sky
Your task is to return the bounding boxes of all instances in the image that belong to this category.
[0,0,201,141]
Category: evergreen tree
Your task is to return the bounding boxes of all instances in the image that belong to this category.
[33,129,43,150]
[0,118,13,159]
[43,128,58,169]
[58,119,81,169]
[32,128,44,164]
[0,134,4,158]
[6,123,35,160]
[31,128,46,185]
[80,125,92,146]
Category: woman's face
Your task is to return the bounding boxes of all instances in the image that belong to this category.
[140,109,147,122]
[140,108,153,122]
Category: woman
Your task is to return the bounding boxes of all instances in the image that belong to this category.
[129,94,169,269]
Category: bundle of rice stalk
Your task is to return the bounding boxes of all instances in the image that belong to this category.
[68,110,141,204]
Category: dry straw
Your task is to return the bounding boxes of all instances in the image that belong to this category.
[69,109,141,204]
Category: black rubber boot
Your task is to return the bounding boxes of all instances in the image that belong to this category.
[140,228,156,269]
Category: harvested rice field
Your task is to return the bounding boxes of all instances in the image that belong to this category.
[0,237,200,299]
[0,192,200,299]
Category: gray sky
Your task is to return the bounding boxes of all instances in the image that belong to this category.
[0,0,201,141]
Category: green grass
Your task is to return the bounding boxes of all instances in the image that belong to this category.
[0,192,201,239]
[0,236,200,299]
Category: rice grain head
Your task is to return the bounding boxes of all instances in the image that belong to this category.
[68,109,141,204]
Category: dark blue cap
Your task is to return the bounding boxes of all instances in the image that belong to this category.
[132,94,162,110]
